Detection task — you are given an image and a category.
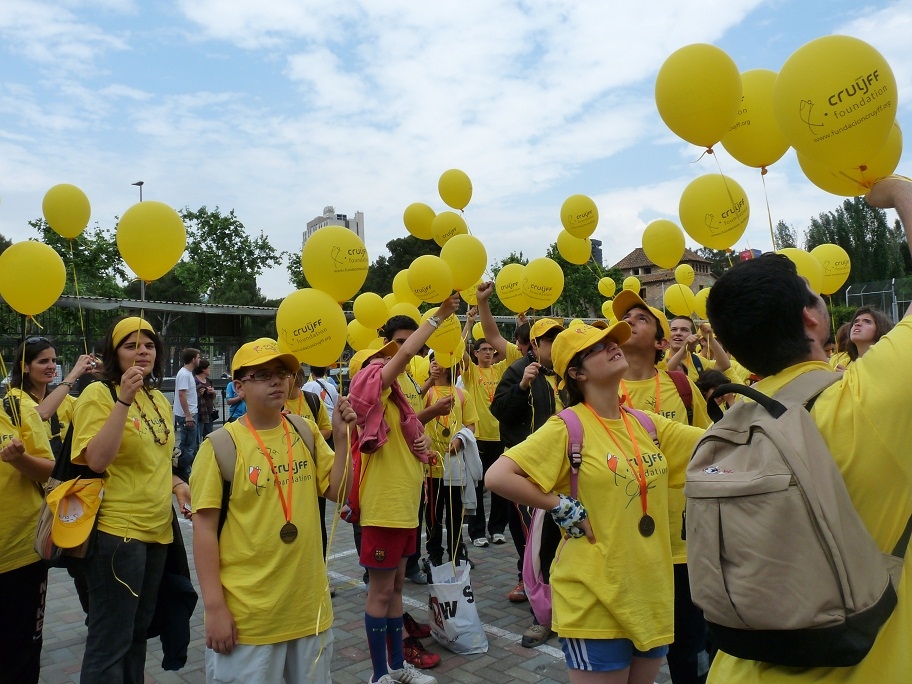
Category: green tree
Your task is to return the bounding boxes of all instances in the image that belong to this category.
[0,232,11,255]
[178,207,281,305]
[694,247,738,278]
[773,220,798,250]
[545,245,606,318]
[31,219,127,298]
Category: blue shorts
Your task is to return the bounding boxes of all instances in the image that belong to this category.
[561,637,669,672]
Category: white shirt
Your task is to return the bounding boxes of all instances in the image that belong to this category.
[303,378,339,420]
[173,366,198,418]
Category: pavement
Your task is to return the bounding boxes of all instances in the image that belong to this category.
[38,493,673,683]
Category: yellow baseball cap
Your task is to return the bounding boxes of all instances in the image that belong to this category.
[552,321,631,389]
[231,338,300,377]
[611,290,671,341]
[46,477,105,549]
[349,340,399,378]
[530,318,564,339]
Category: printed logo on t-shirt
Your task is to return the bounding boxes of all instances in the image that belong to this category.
[249,466,265,495]
[605,450,668,508]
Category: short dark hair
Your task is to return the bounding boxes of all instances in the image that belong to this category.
[194,358,210,374]
[382,315,419,342]
[182,348,201,365]
[707,253,819,377]
[670,316,695,333]
[695,369,730,402]
[846,306,894,361]
[310,365,327,377]
[10,337,55,394]
[100,317,165,388]
[514,322,531,346]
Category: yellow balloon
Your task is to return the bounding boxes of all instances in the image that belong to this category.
[773,35,897,169]
[423,307,462,353]
[568,318,585,330]
[42,184,91,239]
[276,289,348,366]
[460,279,483,306]
[778,248,824,294]
[598,277,617,298]
[431,211,468,247]
[675,264,695,286]
[393,270,421,307]
[694,287,711,320]
[495,263,530,314]
[438,169,473,211]
[679,174,750,250]
[347,318,379,351]
[389,302,421,325]
[382,292,398,310]
[471,322,484,341]
[601,299,614,318]
[642,219,685,269]
[522,257,564,310]
[557,230,592,265]
[440,234,487,291]
[408,255,454,303]
[560,195,599,238]
[117,201,187,281]
[655,43,742,148]
[301,226,368,303]
[434,339,467,367]
[664,284,696,316]
[810,244,851,295]
[721,69,790,168]
[0,241,66,315]
[353,292,389,330]
[403,202,436,240]
[623,276,641,292]
[798,122,903,197]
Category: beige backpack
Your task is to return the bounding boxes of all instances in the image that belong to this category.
[685,369,910,667]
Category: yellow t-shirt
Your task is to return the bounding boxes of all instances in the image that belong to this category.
[725,358,752,385]
[829,350,851,370]
[72,382,174,544]
[191,417,334,644]
[425,385,479,479]
[284,393,331,435]
[5,388,75,448]
[505,406,703,648]
[0,405,54,574]
[709,322,912,683]
[358,387,426,528]
[621,370,710,563]
[461,343,523,441]
[398,366,425,415]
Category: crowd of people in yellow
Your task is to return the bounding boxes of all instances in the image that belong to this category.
[2,178,911,684]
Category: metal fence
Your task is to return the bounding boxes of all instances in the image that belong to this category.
[845,276,912,323]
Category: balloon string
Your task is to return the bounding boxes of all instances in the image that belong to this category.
[761,170,777,252]
[68,238,90,356]
[691,146,714,164]
[28,315,45,330]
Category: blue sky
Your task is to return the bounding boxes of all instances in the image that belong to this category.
[1,0,910,299]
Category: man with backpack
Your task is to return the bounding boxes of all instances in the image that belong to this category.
[691,176,912,683]
[612,291,712,684]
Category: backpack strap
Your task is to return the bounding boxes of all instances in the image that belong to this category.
[690,353,704,374]
[303,390,322,422]
[557,408,583,498]
[284,413,316,456]
[621,406,660,447]
[666,370,694,425]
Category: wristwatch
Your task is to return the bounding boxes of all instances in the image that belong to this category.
[427,315,441,329]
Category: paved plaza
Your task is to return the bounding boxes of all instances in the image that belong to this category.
[38,495,672,683]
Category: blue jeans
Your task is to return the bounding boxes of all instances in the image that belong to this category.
[80,531,167,684]
[174,415,199,481]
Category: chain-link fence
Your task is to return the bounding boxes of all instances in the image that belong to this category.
[844,276,912,323]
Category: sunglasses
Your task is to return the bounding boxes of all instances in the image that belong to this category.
[26,336,50,344]
[239,368,294,383]
[578,341,609,364]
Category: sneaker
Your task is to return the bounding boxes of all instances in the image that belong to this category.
[406,569,428,585]
[472,537,489,547]
[521,623,554,648]
[403,612,432,639]
[388,662,438,684]
[491,533,507,544]
[369,676,396,684]
[507,580,527,602]
[402,636,441,669]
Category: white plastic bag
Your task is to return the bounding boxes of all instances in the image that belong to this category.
[427,561,488,654]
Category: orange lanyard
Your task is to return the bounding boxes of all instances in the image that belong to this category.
[477,366,496,403]
[620,371,661,413]
[582,403,650,521]
[243,416,295,526]
[429,386,453,435]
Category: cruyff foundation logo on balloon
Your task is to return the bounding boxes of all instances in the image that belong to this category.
[822,258,850,275]
[703,197,746,236]
[282,318,329,350]
[521,276,554,298]
[327,246,368,272]
[799,100,825,135]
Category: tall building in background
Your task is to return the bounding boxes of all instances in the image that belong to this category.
[303,206,365,246]
[590,238,604,267]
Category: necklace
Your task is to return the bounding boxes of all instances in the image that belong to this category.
[135,387,172,446]
[583,402,655,537]
[477,366,496,403]
[244,415,298,543]
[429,386,453,437]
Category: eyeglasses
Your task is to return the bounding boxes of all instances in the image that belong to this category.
[476,347,494,354]
[239,369,294,383]
[578,341,609,364]
[26,337,50,344]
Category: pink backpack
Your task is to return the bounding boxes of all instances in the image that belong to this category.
[523,406,658,627]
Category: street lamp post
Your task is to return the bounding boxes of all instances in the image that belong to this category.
[131,181,145,299]
[132,181,144,202]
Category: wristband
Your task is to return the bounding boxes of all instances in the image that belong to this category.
[427,315,441,329]
[60,381,74,388]
[116,397,132,408]
[172,480,186,491]
[550,493,588,538]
